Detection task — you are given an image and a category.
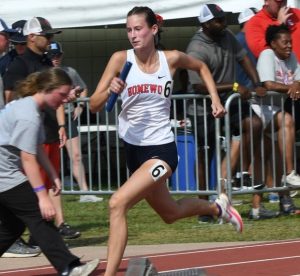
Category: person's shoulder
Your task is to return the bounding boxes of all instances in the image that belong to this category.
[111,50,127,62]
[258,48,274,60]
[8,97,36,115]
[189,30,205,43]
[186,31,209,52]
[246,9,266,26]
[163,49,184,65]
[163,49,181,56]
[223,29,240,45]
[225,28,237,38]
[5,54,27,72]
[260,48,273,55]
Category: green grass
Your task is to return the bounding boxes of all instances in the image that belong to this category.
[24,194,300,247]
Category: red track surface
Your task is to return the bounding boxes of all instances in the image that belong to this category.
[1,240,300,276]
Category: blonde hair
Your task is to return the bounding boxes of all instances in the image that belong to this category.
[16,67,72,98]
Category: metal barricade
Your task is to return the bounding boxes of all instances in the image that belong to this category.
[223,92,299,198]
[60,92,299,198]
[60,94,223,196]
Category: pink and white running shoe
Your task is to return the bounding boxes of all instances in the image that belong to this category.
[215,193,243,232]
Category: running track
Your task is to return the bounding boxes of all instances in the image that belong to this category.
[1,240,300,275]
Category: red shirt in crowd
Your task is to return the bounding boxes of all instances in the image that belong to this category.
[245,6,300,61]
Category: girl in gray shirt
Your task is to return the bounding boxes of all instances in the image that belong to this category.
[0,68,99,275]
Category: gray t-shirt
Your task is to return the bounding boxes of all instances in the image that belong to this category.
[0,96,45,192]
[256,49,300,106]
[186,28,247,115]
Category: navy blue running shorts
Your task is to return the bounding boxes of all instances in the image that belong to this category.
[124,141,178,175]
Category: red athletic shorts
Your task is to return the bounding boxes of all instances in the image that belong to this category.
[40,142,61,190]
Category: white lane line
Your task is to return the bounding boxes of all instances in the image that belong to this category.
[159,255,300,273]
[0,266,52,274]
[1,239,299,274]
[141,239,300,260]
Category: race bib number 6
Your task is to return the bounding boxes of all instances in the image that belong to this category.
[149,160,168,182]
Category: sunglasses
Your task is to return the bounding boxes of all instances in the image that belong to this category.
[12,42,26,46]
[36,33,54,40]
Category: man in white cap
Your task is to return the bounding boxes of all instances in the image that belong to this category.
[186,4,280,221]
[235,8,258,89]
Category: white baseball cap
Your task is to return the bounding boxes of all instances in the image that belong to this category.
[238,8,258,24]
[198,4,225,24]
[23,17,61,36]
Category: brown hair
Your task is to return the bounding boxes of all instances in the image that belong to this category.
[127,6,164,49]
[16,67,72,98]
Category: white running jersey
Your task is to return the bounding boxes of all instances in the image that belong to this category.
[118,49,174,146]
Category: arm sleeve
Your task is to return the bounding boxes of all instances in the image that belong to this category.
[256,49,276,82]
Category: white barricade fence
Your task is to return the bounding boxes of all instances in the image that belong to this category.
[60,93,300,198]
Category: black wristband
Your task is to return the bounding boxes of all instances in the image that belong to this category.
[254,81,263,88]
[58,124,65,128]
[78,102,85,108]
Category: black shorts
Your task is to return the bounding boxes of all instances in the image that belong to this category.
[190,99,251,147]
[124,141,178,174]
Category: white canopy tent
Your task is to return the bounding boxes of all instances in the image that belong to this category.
[1,0,299,28]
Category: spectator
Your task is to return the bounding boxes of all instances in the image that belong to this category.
[234,7,277,219]
[3,16,80,257]
[186,4,278,220]
[0,20,27,77]
[48,41,103,203]
[245,0,300,60]
[254,24,300,214]
[0,18,16,109]
[90,6,242,275]
[236,7,259,89]
[245,0,300,128]
[245,0,300,209]
[0,67,99,275]
[0,18,41,258]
